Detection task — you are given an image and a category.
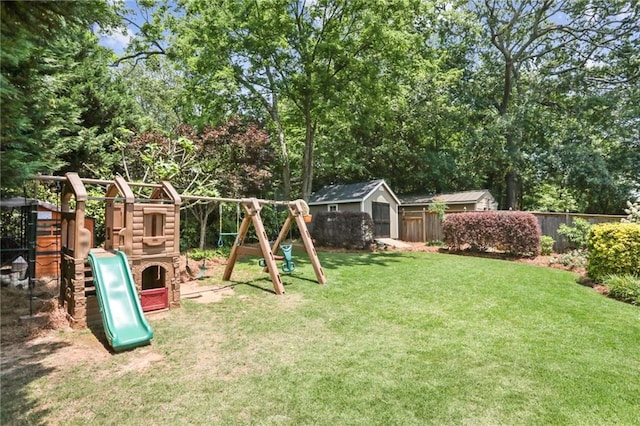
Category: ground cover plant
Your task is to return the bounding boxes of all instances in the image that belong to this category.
[2,252,639,425]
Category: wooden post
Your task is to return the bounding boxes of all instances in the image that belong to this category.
[223,198,285,295]
[289,200,327,285]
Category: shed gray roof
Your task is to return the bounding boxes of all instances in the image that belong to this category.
[309,180,400,205]
[399,190,494,206]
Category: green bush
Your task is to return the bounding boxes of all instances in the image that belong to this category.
[602,274,640,306]
[587,223,640,281]
[540,235,555,255]
[188,248,227,261]
[550,250,587,270]
[558,217,591,250]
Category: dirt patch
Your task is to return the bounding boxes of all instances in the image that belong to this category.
[113,347,165,377]
[181,280,235,304]
[1,278,71,345]
[181,255,228,282]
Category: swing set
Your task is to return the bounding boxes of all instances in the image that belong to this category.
[181,195,326,294]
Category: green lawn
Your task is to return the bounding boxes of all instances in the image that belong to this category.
[2,251,639,425]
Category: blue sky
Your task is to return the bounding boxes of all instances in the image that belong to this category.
[99,0,149,54]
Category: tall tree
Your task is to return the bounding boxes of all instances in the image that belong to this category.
[122,119,274,248]
[471,0,639,209]
[129,0,426,200]
[0,1,118,192]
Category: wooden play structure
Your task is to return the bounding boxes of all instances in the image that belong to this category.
[181,195,326,295]
[47,173,181,328]
[32,173,326,330]
[226,198,325,294]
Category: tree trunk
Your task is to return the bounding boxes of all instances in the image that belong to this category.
[301,112,316,201]
[499,58,520,210]
[506,169,520,210]
[195,206,214,250]
[276,121,291,200]
[266,89,291,200]
[199,218,206,250]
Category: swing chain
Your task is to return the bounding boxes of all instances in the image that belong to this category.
[217,202,240,247]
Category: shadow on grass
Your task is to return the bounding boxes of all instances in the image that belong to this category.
[0,339,72,425]
[226,250,409,294]
[229,272,326,294]
[237,280,278,294]
[314,250,407,270]
[87,321,116,353]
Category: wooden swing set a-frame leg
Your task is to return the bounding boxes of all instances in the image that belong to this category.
[222,198,326,294]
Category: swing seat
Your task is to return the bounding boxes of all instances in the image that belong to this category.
[258,255,284,268]
[258,246,292,271]
[195,261,206,279]
[280,244,295,273]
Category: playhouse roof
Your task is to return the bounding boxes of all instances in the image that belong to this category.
[308,180,400,205]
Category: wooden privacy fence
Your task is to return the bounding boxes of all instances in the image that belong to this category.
[399,210,625,252]
[400,210,445,242]
[533,212,625,252]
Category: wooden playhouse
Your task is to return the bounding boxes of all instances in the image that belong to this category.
[59,173,181,328]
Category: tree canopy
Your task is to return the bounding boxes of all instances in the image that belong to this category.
[1,0,638,214]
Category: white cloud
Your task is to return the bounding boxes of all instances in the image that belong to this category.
[99,27,134,53]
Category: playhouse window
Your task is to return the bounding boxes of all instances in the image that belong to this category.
[328,204,338,212]
[144,211,165,238]
[144,210,166,245]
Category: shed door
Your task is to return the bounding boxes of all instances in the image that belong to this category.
[371,202,390,238]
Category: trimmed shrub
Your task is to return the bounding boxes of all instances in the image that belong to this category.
[540,235,555,255]
[602,274,640,306]
[587,223,640,281]
[443,211,541,256]
[311,211,375,249]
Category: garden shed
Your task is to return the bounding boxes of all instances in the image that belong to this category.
[398,190,498,242]
[308,180,400,238]
[399,189,498,213]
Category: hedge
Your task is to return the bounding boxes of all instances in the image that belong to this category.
[586,223,640,281]
[443,211,541,256]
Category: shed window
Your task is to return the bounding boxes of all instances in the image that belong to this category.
[328,204,338,212]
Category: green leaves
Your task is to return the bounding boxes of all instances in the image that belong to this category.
[1,2,143,193]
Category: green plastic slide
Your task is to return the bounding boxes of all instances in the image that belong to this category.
[88,250,153,351]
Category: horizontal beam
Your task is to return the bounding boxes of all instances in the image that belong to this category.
[33,175,162,188]
[181,195,290,206]
[85,196,173,204]
[34,176,293,206]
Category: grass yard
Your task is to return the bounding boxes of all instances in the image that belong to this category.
[2,251,639,425]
